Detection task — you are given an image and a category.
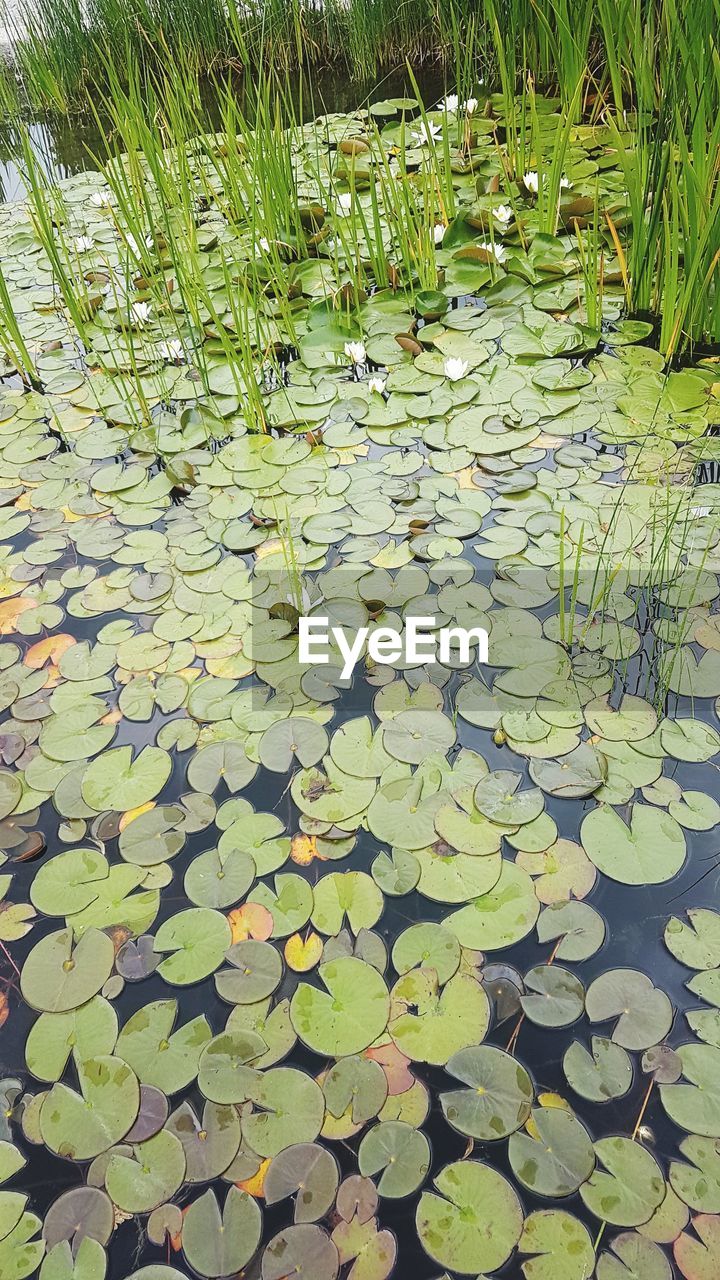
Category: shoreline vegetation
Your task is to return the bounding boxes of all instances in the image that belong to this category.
[0,0,718,358]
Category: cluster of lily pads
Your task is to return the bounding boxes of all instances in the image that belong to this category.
[0,89,719,1280]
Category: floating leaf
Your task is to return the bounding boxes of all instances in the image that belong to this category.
[215,939,283,1004]
[243,1068,325,1157]
[597,1232,672,1280]
[675,1213,720,1280]
[580,1138,666,1226]
[81,746,171,812]
[660,1045,720,1137]
[389,970,489,1065]
[115,1000,211,1092]
[520,965,585,1027]
[509,1107,595,1197]
[585,969,673,1050]
[563,1037,633,1103]
[290,958,390,1057]
[40,1056,140,1160]
[581,804,686,885]
[666,911,720,971]
[519,1209,595,1280]
[440,1044,533,1139]
[105,1130,185,1213]
[264,1143,339,1223]
[21,928,114,1013]
[182,1187,262,1278]
[262,1224,339,1280]
[153,908,231,984]
[416,1159,523,1273]
[446,860,539,950]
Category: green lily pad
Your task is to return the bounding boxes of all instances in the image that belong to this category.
[264,1143,339,1223]
[115,1000,211,1092]
[563,1037,633,1103]
[357,1121,430,1198]
[580,1137,666,1226]
[509,1107,595,1197]
[416,1159,523,1273]
[105,1130,186,1213]
[440,1044,533,1139]
[153,907,231,985]
[519,1209,595,1280]
[290,957,390,1056]
[40,1056,140,1160]
[660,1044,720,1137]
[446,860,540,950]
[581,804,686,885]
[80,746,171,812]
[21,928,115,1013]
[585,969,673,1050]
[182,1187,262,1278]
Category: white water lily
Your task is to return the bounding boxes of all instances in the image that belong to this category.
[74,235,93,253]
[494,204,513,225]
[479,239,507,263]
[89,191,112,208]
[336,192,353,212]
[158,338,185,362]
[463,97,478,114]
[444,357,469,382]
[560,176,573,190]
[368,376,386,395]
[255,236,270,253]
[433,223,446,245]
[130,301,151,327]
[523,170,539,193]
[441,94,459,112]
[344,340,366,365]
[126,232,153,257]
[411,120,442,147]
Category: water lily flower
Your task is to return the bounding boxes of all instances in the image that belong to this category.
[523,171,539,193]
[336,192,353,212]
[433,223,446,245]
[479,239,507,263]
[74,235,93,253]
[345,340,366,365]
[444,357,468,381]
[158,338,185,362]
[560,176,573,190]
[368,376,386,395]
[463,97,478,114]
[89,191,112,208]
[255,237,270,253]
[126,232,154,257]
[411,120,442,147]
[494,204,513,225]
[130,301,151,327]
[441,94,459,112]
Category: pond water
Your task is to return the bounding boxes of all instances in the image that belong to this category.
[0,71,719,1280]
